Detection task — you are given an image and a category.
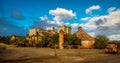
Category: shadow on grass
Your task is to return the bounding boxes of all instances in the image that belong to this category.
[2,56,58,63]
[116,50,120,55]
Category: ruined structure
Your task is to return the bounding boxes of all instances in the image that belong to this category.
[28,27,56,46]
[75,27,95,48]
[10,35,22,41]
[28,25,95,48]
[58,26,71,34]
[58,26,71,49]
[59,30,64,49]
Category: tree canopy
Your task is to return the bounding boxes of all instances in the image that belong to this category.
[63,34,81,47]
[50,34,59,46]
[94,35,109,49]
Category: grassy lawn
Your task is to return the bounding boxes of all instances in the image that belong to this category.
[0,47,119,63]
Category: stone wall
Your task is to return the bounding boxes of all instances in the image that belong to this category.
[58,26,71,34]
[28,28,57,47]
[81,40,95,48]
[59,30,64,49]
[75,27,95,49]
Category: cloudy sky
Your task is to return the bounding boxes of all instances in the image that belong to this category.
[0,0,120,40]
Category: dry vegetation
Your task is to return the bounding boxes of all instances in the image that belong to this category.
[0,46,117,63]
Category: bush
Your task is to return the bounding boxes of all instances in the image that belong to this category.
[63,34,81,48]
[0,43,7,51]
[0,36,9,44]
[94,35,109,49]
[37,36,49,47]
[50,34,59,46]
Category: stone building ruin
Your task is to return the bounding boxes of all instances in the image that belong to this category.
[75,27,95,48]
[28,25,95,49]
[28,27,56,46]
[59,30,64,49]
[58,26,71,49]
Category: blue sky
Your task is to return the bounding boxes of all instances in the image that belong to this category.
[0,0,120,40]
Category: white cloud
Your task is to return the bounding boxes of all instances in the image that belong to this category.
[87,16,107,27]
[83,9,120,40]
[40,16,48,21]
[40,16,57,25]
[65,22,70,25]
[88,32,95,37]
[49,8,76,25]
[39,7,120,40]
[108,34,120,40]
[47,21,55,24]
[71,23,79,28]
[80,17,91,21]
[46,26,53,30]
[79,24,89,30]
[40,8,76,26]
[86,5,101,14]
[107,7,116,13]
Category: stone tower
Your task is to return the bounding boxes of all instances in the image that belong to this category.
[59,30,64,49]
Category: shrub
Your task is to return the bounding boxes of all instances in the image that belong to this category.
[94,35,109,49]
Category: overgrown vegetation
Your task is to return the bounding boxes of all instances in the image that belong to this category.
[0,36,10,44]
[37,36,49,47]
[0,34,81,48]
[0,36,29,47]
[63,34,81,48]
[1,34,120,49]
[94,35,109,49]
[17,37,29,47]
[50,34,59,46]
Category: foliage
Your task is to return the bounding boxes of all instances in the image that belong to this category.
[94,35,109,49]
[17,37,28,43]
[16,37,28,47]
[50,34,59,46]
[63,34,81,47]
[38,36,49,47]
[72,34,81,45]
[0,33,81,48]
[64,34,73,45]
[0,36,10,44]
[0,36,29,47]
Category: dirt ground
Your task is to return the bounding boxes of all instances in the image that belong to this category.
[0,47,119,63]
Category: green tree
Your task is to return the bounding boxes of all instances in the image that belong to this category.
[63,34,81,47]
[17,36,28,47]
[65,34,73,45]
[94,35,109,49]
[0,36,9,44]
[50,34,59,45]
[38,36,49,47]
[71,34,81,45]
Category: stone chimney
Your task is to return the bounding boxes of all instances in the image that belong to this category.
[52,27,55,31]
[78,27,83,31]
